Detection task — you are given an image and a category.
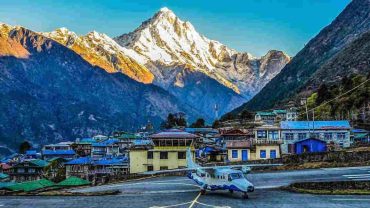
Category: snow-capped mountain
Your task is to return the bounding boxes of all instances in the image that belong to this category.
[42,28,154,83]
[0,23,199,149]
[29,7,289,119]
[115,7,290,98]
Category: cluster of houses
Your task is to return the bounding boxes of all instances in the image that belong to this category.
[0,119,368,186]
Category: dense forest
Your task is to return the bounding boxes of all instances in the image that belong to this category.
[298,74,370,129]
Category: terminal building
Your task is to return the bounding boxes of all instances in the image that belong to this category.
[129,129,198,174]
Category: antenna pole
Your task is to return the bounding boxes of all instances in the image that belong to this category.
[304,98,310,134]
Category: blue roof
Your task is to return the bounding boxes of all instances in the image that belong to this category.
[184,128,219,134]
[26,150,37,155]
[92,139,119,147]
[42,150,76,155]
[93,157,127,165]
[352,129,368,133]
[295,137,326,144]
[65,157,92,165]
[133,139,153,146]
[0,182,16,189]
[281,121,351,130]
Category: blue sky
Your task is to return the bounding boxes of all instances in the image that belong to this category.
[0,0,350,56]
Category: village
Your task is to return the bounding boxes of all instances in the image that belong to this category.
[0,108,369,194]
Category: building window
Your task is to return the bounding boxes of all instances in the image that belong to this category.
[337,133,346,140]
[268,131,279,140]
[260,150,266,158]
[298,133,306,140]
[285,133,294,140]
[311,133,320,139]
[270,150,277,159]
[147,165,153,171]
[160,166,168,170]
[178,152,186,159]
[28,168,35,173]
[160,152,168,159]
[257,130,267,138]
[339,142,344,148]
[147,151,153,159]
[232,150,238,159]
[17,168,25,173]
[324,133,333,140]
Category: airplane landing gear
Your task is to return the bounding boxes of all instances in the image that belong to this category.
[200,189,206,195]
[242,192,249,199]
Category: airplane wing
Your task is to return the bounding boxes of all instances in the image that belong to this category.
[140,163,282,175]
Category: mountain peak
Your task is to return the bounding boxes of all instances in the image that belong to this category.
[152,7,178,23]
[159,7,172,13]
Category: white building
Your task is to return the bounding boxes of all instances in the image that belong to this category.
[280,121,351,154]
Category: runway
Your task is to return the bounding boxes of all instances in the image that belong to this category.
[1,166,370,208]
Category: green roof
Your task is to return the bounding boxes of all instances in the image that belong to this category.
[256,111,275,116]
[273,109,287,114]
[30,159,49,167]
[117,133,139,139]
[6,179,55,192]
[57,176,90,187]
[0,173,9,179]
[354,133,368,139]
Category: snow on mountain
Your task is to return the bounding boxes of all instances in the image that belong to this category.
[42,28,154,83]
[37,7,289,119]
[115,7,290,98]
[0,23,30,58]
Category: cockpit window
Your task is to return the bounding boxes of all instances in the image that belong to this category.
[229,173,243,180]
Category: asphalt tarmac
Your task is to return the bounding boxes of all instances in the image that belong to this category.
[1,166,370,208]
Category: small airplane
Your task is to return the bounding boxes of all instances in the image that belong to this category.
[143,148,282,199]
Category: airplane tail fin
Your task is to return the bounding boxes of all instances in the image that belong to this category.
[186,148,198,168]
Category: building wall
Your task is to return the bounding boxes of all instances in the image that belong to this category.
[151,151,186,170]
[295,139,327,154]
[227,149,251,162]
[65,165,90,179]
[129,147,195,174]
[255,145,280,160]
[280,129,351,154]
[129,150,149,174]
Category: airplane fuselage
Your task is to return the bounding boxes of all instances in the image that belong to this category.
[187,169,254,195]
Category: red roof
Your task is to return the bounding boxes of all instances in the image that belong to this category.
[226,140,252,149]
[220,129,248,136]
[0,163,11,170]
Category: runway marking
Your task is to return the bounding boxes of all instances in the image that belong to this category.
[342,173,370,181]
[196,201,231,208]
[188,192,202,208]
[122,189,199,195]
[322,166,370,171]
[150,201,192,208]
[331,199,370,201]
[343,174,370,177]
